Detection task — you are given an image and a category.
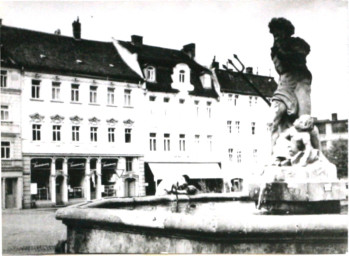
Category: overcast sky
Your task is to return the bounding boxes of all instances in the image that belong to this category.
[1,0,348,119]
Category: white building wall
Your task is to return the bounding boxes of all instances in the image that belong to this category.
[144,91,220,164]
[216,89,272,185]
[21,72,144,156]
[1,68,23,209]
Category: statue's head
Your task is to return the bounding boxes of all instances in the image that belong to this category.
[294,114,314,131]
[268,17,295,39]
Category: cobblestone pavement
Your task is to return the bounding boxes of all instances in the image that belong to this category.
[2,208,66,255]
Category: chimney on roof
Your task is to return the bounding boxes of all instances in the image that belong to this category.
[131,35,143,46]
[331,113,338,121]
[72,17,81,40]
[54,29,61,35]
[246,67,253,74]
[210,56,219,69]
[182,43,196,59]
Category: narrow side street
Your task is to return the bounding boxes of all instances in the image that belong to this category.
[2,208,66,254]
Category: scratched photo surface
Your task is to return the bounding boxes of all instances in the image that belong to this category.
[0,0,348,254]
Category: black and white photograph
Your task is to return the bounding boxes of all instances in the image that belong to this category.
[0,0,348,254]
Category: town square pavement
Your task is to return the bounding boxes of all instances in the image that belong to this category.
[2,207,66,255]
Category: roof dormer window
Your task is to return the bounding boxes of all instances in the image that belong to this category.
[179,70,185,83]
[145,66,156,82]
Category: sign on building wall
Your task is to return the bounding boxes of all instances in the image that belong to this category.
[30,183,37,195]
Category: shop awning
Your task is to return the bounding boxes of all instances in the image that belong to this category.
[148,163,223,181]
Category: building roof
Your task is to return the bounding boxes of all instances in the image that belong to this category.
[214,68,278,97]
[118,40,219,98]
[314,118,348,124]
[0,25,142,83]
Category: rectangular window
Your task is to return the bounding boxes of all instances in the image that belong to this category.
[32,124,41,141]
[179,134,186,151]
[194,100,199,117]
[206,102,212,118]
[1,105,9,121]
[126,157,133,172]
[235,121,240,134]
[249,96,253,107]
[150,133,157,151]
[164,134,170,151]
[108,128,115,142]
[125,128,131,143]
[234,95,239,106]
[228,148,233,161]
[90,127,98,142]
[164,97,170,103]
[1,70,8,88]
[195,135,200,146]
[52,82,61,100]
[71,84,79,102]
[149,96,156,102]
[207,135,213,152]
[237,150,242,163]
[255,96,258,105]
[1,141,10,159]
[72,126,80,142]
[124,89,131,106]
[179,70,185,83]
[179,99,185,104]
[107,88,115,105]
[52,125,61,141]
[146,67,155,82]
[317,124,326,134]
[253,149,258,162]
[332,122,348,133]
[228,94,233,102]
[251,122,256,135]
[227,120,232,133]
[31,80,41,99]
[90,86,97,103]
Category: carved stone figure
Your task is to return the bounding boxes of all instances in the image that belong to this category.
[268,17,312,151]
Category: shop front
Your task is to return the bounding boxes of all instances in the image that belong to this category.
[23,155,145,208]
[146,162,224,195]
[101,159,119,197]
[30,158,51,205]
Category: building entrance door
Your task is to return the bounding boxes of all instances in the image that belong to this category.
[125,178,136,197]
[5,178,17,209]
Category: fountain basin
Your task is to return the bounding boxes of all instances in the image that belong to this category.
[55,194,348,254]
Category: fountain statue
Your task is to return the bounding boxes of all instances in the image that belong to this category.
[250,18,345,212]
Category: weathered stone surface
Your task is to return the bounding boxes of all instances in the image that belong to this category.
[56,195,348,254]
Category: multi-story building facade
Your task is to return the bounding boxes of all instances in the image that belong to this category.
[117,37,224,194]
[211,61,277,191]
[1,20,146,208]
[1,65,23,209]
[315,113,348,150]
[1,19,280,206]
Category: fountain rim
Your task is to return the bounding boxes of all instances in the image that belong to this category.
[55,194,348,236]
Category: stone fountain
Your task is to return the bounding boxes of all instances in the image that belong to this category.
[55,18,347,254]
